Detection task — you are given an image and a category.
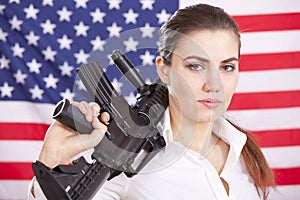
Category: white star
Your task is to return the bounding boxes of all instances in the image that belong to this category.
[107,22,122,38]
[139,0,155,10]
[42,0,54,6]
[123,9,139,24]
[57,6,72,22]
[123,37,139,52]
[74,21,89,37]
[0,28,8,42]
[75,79,86,91]
[43,73,59,89]
[111,78,123,93]
[23,4,39,19]
[107,0,122,10]
[40,19,56,34]
[140,50,155,65]
[90,8,106,23]
[42,46,57,61]
[140,23,155,38]
[0,4,6,15]
[125,92,137,106]
[11,43,25,58]
[60,88,75,101]
[74,0,88,8]
[90,36,106,51]
[25,31,40,46]
[9,0,20,4]
[145,78,152,84]
[29,84,44,100]
[106,53,114,65]
[156,9,171,24]
[13,69,27,84]
[0,82,14,98]
[27,58,42,74]
[9,15,23,31]
[57,34,73,50]
[26,58,42,74]
[74,49,89,64]
[59,62,74,77]
[0,55,10,70]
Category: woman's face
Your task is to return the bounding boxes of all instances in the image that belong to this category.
[158,30,239,123]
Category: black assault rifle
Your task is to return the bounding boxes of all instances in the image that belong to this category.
[32,50,168,199]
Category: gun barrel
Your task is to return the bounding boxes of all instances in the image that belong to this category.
[111,50,145,90]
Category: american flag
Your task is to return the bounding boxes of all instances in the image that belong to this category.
[0,0,299,199]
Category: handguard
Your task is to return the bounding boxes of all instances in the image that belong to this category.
[32,50,168,200]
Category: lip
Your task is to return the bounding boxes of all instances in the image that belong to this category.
[197,98,223,109]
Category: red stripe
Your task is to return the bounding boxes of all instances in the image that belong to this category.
[0,162,34,180]
[273,167,300,185]
[233,12,300,32]
[239,51,300,71]
[0,123,48,140]
[1,162,299,186]
[228,90,300,110]
[253,128,300,147]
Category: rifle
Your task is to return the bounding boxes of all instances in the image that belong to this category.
[32,50,168,199]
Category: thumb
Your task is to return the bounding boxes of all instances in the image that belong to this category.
[77,115,107,150]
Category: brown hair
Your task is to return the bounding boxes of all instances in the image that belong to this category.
[158,3,275,199]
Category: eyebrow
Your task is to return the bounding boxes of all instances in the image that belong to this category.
[221,57,239,63]
[184,56,239,63]
[183,56,210,63]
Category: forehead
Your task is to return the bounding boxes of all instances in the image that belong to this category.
[173,30,240,61]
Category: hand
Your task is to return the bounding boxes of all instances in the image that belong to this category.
[38,101,110,168]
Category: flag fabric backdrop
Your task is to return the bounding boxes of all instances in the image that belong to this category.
[0,0,299,199]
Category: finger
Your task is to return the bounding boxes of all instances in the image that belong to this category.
[100,112,110,123]
[71,101,88,115]
[89,102,101,117]
[78,101,94,122]
[92,115,108,131]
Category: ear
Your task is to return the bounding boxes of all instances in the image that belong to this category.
[156,56,170,85]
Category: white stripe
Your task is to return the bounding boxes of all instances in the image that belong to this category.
[241,30,300,54]
[0,141,42,162]
[3,140,300,170]
[0,180,31,200]
[262,146,300,168]
[0,140,93,163]
[237,68,300,93]
[269,185,300,200]
[0,101,55,124]
[179,0,300,15]
[226,107,300,131]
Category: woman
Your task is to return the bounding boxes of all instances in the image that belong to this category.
[28,3,275,200]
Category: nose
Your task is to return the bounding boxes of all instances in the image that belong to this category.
[202,69,222,93]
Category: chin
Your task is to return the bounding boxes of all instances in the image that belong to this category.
[186,108,223,123]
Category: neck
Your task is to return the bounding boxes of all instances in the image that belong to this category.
[169,104,217,154]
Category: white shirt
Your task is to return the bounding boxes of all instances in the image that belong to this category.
[28,110,261,200]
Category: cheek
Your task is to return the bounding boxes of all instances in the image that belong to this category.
[169,70,200,101]
[222,75,238,108]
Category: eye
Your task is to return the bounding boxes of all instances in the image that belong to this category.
[187,63,205,71]
[222,64,236,72]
